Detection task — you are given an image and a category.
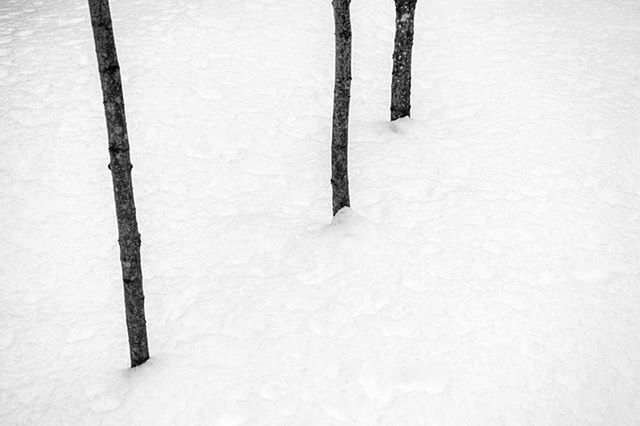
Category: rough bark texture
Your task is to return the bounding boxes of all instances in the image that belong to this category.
[390,0,417,121]
[331,0,352,215]
[88,0,149,368]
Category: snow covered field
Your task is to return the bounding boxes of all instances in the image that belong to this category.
[2,0,640,423]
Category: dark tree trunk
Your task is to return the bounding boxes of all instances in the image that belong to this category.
[331,0,352,216]
[88,0,149,368]
[390,0,417,121]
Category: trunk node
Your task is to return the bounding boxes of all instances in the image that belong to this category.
[88,0,150,368]
[390,0,417,121]
[331,0,352,215]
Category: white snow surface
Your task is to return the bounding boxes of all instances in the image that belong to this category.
[2,0,640,424]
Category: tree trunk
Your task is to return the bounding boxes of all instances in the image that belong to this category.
[88,0,149,368]
[390,0,417,121]
[331,0,352,216]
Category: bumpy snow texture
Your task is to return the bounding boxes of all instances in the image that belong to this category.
[2,0,640,424]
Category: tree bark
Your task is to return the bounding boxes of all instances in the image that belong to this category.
[390,0,417,121]
[88,0,149,368]
[331,0,352,215]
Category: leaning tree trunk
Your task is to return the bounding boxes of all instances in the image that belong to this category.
[390,0,417,121]
[331,0,352,215]
[88,0,149,368]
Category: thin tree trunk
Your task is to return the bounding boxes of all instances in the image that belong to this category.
[390,0,417,121]
[331,0,352,215]
[88,0,149,368]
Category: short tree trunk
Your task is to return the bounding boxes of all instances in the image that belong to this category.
[390,0,417,121]
[331,0,352,215]
[88,0,150,368]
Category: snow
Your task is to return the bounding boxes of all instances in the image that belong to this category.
[2,0,640,423]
